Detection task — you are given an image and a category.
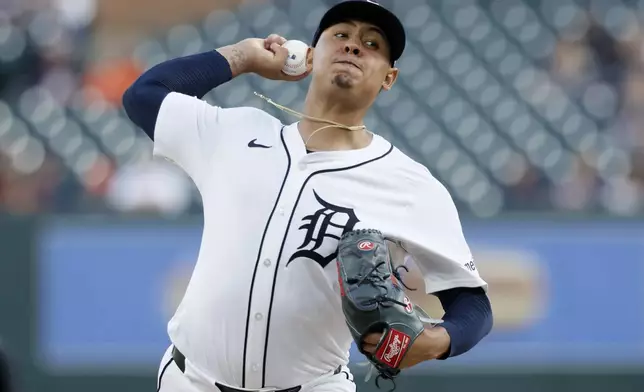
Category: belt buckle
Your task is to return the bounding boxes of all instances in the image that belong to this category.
[275,387,301,392]
[214,383,301,392]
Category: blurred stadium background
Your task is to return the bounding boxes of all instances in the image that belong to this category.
[0,0,643,391]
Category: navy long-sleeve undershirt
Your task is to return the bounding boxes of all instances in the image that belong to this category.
[434,287,493,359]
[122,49,233,139]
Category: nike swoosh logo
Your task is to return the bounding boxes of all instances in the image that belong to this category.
[248,139,272,149]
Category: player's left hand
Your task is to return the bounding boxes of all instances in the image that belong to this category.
[362,326,451,369]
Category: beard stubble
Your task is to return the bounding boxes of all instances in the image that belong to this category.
[332,74,354,89]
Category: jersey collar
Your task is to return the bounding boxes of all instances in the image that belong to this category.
[282,122,392,168]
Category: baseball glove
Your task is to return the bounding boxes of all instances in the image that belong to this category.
[335,229,441,389]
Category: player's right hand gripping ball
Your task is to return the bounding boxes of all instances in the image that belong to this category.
[336,229,426,385]
[281,40,309,76]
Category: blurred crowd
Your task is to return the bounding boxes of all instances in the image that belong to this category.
[506,6,644,215]
[0,0,201,217]
[1,0,644,217]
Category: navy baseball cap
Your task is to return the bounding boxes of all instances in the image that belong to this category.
[311,0,406,65]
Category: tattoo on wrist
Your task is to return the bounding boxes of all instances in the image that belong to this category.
[219,45,248,78]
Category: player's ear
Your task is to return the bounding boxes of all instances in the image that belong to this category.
[306,47,314,74]
[382,67,399,91]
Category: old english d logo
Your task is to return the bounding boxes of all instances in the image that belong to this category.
[286,190,359,268]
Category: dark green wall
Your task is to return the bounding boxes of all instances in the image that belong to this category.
[355,373,644,392]
[12,373,643,392]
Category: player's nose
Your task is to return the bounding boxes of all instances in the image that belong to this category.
[344,43,361,56]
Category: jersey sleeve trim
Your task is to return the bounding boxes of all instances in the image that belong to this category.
[424,277,488,295]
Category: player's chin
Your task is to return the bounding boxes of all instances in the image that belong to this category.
[331,73,359,89]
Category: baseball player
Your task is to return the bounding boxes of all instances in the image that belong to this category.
[123,1,493,391]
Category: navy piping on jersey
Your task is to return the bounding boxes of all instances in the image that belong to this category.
[260,136,395,387]
[156,357,174,392]
[241,126,290,388]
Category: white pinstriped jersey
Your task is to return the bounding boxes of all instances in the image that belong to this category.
[152,92,487,389]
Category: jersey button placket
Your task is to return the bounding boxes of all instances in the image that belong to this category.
[247,253,272,387]
[246,160,307,387]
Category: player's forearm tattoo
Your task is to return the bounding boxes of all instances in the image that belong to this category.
[218,45,248,78]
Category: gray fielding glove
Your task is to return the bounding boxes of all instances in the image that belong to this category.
[335,229,428,387]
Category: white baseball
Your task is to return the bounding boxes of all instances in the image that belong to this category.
[281,40,310,76]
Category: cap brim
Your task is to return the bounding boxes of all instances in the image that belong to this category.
[312,1,406,64]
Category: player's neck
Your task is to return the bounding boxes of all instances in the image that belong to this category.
[299,94,372,152]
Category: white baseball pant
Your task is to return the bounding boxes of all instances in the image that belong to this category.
[156,345,356,392]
